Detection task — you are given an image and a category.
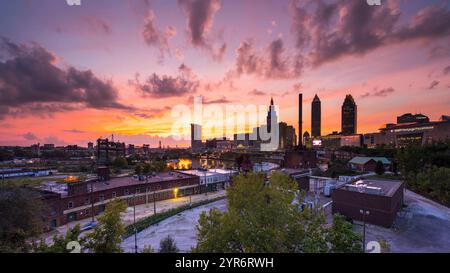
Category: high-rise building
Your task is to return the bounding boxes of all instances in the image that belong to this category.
[279,122,297,150]
[298,93,303,146]
[311,94,321,137]
[342,94,357,135]
[191,123,203,152]
[266,97,278,133]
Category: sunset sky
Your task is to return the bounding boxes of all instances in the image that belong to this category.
[0,0,449,147]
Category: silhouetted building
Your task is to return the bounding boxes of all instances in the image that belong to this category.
[303,131,310,145]
[298,93,303,146]
[311,94,321,137]
[127,144,135,155]
[279,122,297,150]
[191,123,203,152]
[267,98,278,133]
[342,94,357,135]
[96,138,126,165]
[87,142,94,154]
[397,113,429,124]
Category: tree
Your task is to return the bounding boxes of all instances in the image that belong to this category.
[33,224,86,253]
[0,185,46,253]
[85,199,128,253]
[159,235,179,253]
[112,157,128,169]
[135,164,143,175]
[194,172,363,253]
[142,245,156,253]
[327,214,362,253]
[375,161,385,176]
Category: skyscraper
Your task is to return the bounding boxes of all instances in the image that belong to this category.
[341,94,357,135]
[266,97,278,133]
[298,93,303,146]
[191,123,202,152]
[311,94,321,137]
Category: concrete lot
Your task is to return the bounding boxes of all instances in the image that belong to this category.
[355,189,450,253]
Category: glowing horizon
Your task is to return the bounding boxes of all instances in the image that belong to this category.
[0,0,449,147]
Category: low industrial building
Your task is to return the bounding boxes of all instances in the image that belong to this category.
[178,169,237,192]
[36,171,201,228]
[0,167,57,179]
[332,179,404,227]
[348,157,391,172]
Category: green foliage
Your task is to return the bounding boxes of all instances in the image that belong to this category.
[135,160,167,175]
[375,161,385,175]
[407,166,450,206]
[194,172,362,253]
[0,185,46,253]
[85,199,128,253]
[142,245,155,253]
[396,142,450,206]
[33,224,86,253]
[159,235,179,253]
[112,156,128,169]
[327,214,362,253]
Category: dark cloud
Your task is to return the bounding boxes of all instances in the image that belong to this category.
[86,17,112,35]
[428,80,440,90]
[178,0,227,61]
[443,65,450,75]
[234,38,303,79]
[133,107,171,119]
[43,136,67,146]
[361,87,395,98]
[0,38,132,118]
[142,10,177,62]
[64,129,86,134]
[132,64,200,98]
[22,132,39,141]
[248,89,266,96]
[187,95,232,105]
[289,0,450,67]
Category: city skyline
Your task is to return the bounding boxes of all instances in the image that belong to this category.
[0,0,449,147]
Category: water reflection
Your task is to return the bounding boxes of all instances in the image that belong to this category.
[167,158,234,170]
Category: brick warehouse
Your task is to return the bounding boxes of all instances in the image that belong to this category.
[36,171,201,228]
[332,179,404,227]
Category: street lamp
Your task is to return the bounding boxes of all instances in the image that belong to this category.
[133,191,138,253]
[360,209,370,253]
[173,188,179,199]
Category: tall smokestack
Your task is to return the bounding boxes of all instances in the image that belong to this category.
[298,93,303,147]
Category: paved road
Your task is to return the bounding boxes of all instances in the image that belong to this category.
[121,198,228,253]
[40,190,226,244]
[356,190,450,253]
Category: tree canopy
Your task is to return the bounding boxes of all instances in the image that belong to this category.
[0,185,46,253]
[194,172,362,253]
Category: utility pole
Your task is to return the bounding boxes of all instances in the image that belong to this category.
[133,191,138,253]
[360,209,370,253]
[153,191,156,215]
[90,181,95,222]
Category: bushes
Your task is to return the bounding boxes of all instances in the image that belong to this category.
[407,166,450,206]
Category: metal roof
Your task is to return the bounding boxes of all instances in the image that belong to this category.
[348,157,391,165]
